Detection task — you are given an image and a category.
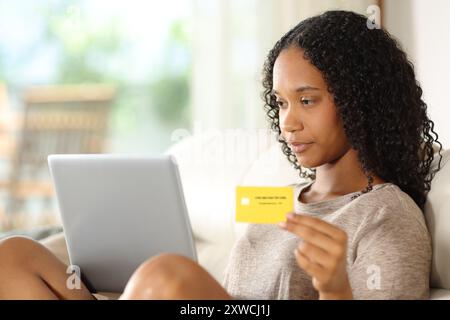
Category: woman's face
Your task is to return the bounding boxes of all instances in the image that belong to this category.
[273,45,351,169]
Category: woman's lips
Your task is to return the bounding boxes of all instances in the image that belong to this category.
[289,143,313,153]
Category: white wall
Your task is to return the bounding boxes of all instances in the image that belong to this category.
[384,0,450,149]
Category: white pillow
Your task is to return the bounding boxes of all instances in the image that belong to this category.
[165,129,276,245]
[425,148,450,289]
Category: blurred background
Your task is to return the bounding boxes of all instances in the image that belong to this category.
[0,0,448,235]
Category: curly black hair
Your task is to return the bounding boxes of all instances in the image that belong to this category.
[262,10,443,211]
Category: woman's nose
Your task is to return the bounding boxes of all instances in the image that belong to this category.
[280,107,303,132]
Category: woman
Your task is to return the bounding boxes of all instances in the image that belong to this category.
[0,10,443,300]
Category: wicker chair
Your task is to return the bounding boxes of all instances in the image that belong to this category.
[1,84,116,227]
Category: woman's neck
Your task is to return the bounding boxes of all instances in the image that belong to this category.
[309,147,386,197]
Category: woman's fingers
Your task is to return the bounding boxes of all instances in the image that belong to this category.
[280,212,351,297]
[279,219,342,254]
[297,241,332,268]
[294,247,325,277]
[285,212,347,243]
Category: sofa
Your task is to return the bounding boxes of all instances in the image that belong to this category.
[40,128,450,299]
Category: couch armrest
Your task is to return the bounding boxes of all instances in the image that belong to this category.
[40,232,69,266]
[430,288,450,300]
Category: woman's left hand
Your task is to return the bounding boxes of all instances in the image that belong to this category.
[279,212,353,300]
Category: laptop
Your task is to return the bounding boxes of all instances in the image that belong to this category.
[48,154,197,293]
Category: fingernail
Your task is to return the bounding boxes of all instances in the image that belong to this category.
[286,212,295,219]
[278,222,287,228]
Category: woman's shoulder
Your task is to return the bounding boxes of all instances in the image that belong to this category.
[362,183,421,214]
[355,183,429,236]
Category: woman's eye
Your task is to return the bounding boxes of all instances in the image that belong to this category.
[276,100,287,108]
[301,98,315,106]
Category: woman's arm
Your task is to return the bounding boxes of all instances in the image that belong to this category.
[347,206,431,300]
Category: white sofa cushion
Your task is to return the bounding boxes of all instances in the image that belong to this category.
[425,148,450,289]
[165,129,277,280]
[165,129,274,243]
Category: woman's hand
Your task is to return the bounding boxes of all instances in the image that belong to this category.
[279,212,353,300]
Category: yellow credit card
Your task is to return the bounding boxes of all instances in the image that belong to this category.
[235,186,294,224]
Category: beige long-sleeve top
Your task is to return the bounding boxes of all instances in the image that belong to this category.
[222,181,431,300]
